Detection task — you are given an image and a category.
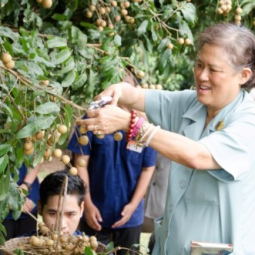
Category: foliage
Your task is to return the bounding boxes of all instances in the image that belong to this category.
[0,0,255,245]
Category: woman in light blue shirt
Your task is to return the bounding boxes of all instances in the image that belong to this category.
[77,23,255,255]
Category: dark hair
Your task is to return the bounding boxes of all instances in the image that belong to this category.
[195,22,255,90]
[39,169,86,208]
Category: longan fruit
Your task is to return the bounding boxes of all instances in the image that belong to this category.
[156,84,163,90]
[78,135,89,146]
[42,0,52,8]
[4,60,15,69]
[235,7,242,14]
[111,0,117,7]
[141,83,148,89]
[62,155,70,164]
[46,239,54,246]
[50,95,57,102]
[41,80,49,86]
[77,159,86,167]
[69,167,78,176]
[121,9,128,16]
[1,52,12,63]
[86,11,93,18]
[24,141,33,151]
[24,147,34,155]
[178,38,185,45]
[184,38,191,45]
[98,26,104,31]
[149,84,156,89]
[115,15,121,22]
[167,43,174,49]
[35,130,45,140]
[89,236,97,242]
[89,4,96,12]
[137,70,145,79]
[58,124,68,134]
[124,1,130,8]
[53,148,62,158]
[44,148,51,158]
[79,125,87,134]
[90,240,98,250]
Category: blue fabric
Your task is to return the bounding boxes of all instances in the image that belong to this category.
[68,117,157,228]
[5,164,40,220]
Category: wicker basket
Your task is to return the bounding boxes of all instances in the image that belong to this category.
[0,236,106,255]
[0,237,31,255]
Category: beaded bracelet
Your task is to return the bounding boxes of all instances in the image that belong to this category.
[126,110,137,142]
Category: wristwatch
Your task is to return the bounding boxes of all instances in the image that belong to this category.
[21,181,32,191]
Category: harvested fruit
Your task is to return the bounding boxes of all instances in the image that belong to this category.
[69,167,78,176]
[62,155,71,164]
[58,124,68,134]
[78,135,89,145]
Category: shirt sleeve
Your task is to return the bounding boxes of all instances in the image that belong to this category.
[199,111,255,181]
[142,146,157,168]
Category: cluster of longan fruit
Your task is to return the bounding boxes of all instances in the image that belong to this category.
[85,0,137,32]
[36,0,53,9]
[27,222,100,254]
[1,52,15,69]
[141,83,163,90]
[217,0,232,15]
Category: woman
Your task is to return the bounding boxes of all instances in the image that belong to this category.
[77,23,255,254]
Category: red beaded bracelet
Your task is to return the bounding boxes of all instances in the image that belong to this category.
[126,110,137,142]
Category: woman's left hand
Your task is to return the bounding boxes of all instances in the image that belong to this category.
[76,105,131,135]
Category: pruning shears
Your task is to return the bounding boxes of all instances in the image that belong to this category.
[88,96,112,110]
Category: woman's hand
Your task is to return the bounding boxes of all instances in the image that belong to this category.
[76,105,131,134]
[94,82,129,106]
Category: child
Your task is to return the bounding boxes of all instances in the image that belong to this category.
[37,169,86,236]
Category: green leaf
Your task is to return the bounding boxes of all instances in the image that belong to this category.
[0,155,8,175]
[16,116,56,139]
[106,241,115,252]
[53,48,71,65]
[180,3,197,24]
[62,70,77,88]
[35,102,60,114]
[72,73,87,91]
[0,144,11,157]
[84,246,93,255]
[59,57,75,75]
[114,34,122,47]
[138,20,149,36]
[46,37,68,48]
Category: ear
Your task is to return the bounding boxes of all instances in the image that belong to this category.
[80,201,84,217]
[37,201,42,216]
[239,68,252,85]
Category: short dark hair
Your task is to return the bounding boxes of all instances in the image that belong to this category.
[39,169,86,209]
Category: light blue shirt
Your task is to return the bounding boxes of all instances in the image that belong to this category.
[145,89,255,255]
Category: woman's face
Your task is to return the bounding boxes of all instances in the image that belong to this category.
[194,44,243,117]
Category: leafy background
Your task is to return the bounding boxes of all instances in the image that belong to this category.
[1,0,255,245]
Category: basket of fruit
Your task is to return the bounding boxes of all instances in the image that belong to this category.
[0,230,106,255]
